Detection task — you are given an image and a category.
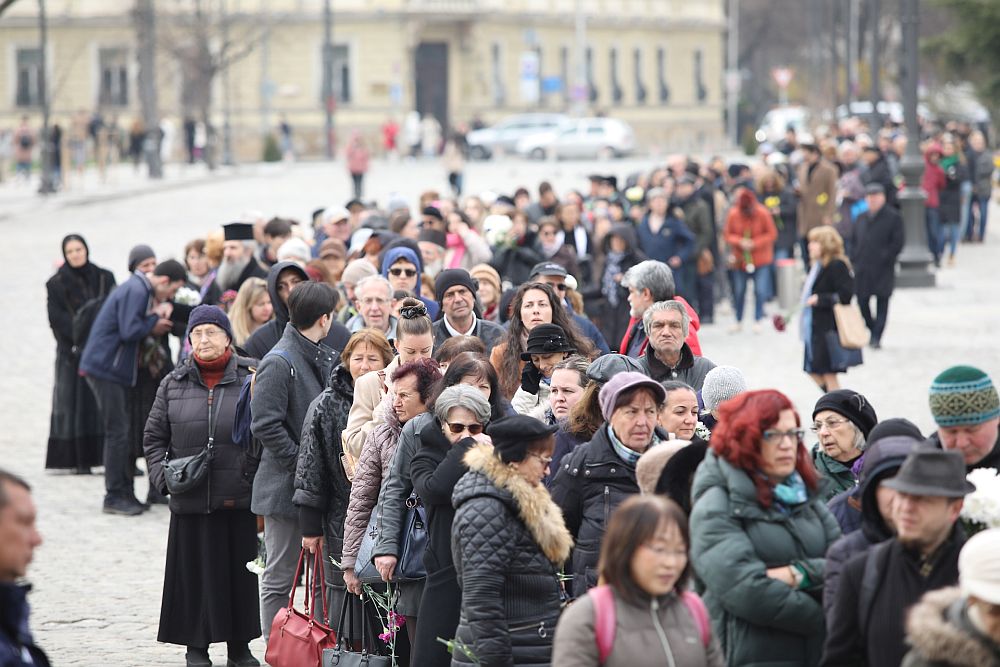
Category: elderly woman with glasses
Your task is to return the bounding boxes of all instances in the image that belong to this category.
[810,389,878,501]
[689,390,841,667]
[409,384,493,666]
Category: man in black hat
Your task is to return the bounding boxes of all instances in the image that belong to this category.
[528,262,611,355]
[203,222,267,305]
[431,269,504,349]
[848,182,904,349]
[822,448,974,667]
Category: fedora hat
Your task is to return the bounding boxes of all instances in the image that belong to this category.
[882,447,976,498]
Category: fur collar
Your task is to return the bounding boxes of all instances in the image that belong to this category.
[905,587,1000,666]
[463,443,573,565]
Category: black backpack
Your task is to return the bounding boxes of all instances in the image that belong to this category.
[70,274,109,353]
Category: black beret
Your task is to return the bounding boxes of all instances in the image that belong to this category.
[486,415,558,462]
[813,389,878,438]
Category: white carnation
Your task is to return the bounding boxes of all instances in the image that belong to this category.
[961,468,1000,529]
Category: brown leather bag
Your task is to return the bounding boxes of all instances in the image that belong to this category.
[697,248,715,275]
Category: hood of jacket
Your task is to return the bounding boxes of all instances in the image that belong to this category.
[905,587,1000,666]
[602,223,640,255]
[454,443,573,565]
[381,246,423,294]
[267,260,309,325]
[856,435,920,541]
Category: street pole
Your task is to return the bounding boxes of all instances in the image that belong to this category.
[896,0,934,288]
[135,0,163,178]
[847,0,858,106]
[322,0,334,159]
[37,0,56,194]
[870,0,880,108]
[573,0,586,116]
[221,0,234,166]
[726,0,738,147]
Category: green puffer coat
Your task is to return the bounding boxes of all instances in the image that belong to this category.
[689,450,841,667]
[810,444,858,502]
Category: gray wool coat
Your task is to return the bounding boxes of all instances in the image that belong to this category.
[250,323,335,518]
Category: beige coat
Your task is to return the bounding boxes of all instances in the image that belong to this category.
[342,355,400,467]
[796,158,839,235]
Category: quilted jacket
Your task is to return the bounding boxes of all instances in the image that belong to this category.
[341,394,404,570]
[143,353,254,514]
[450,444,573,667]
[342,356,400,462]
[372,412,433,560]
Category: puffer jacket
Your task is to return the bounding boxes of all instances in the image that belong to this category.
[550,425,655,598]
[902,587,1000,667]
[343,356,400,463]
[689,449,841,667]
[811,444,857,502]
[341,395,404,570]
[451,443,573,666]
[144,352,254,514]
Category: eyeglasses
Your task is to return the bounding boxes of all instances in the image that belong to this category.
[528,452,553,466]
[389,268,418,278]
[190,328,227,341]
[810,418,851,433]
[359,297,389,307]
[446,422,484,435]
[762,429,805,444]
[551,283,567,292]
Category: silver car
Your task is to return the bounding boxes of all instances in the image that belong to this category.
[466,113,570,160]
[516,117,636,160]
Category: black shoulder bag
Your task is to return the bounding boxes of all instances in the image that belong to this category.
[163,386,224,495]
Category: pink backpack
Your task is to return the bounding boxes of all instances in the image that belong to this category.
[590,585,710,664]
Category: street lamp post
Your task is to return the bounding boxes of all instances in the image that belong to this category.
[322,0,334,159]
[895,0,934,288]
[37,0,57,195]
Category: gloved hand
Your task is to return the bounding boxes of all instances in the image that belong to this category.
[521,361,543,395]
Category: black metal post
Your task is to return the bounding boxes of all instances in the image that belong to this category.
[322,0,334,159]
[37,0,57,194]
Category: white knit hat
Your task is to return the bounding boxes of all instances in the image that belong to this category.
[701,366,748,412]
[959,528,1000,605]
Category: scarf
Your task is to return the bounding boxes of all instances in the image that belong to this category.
[607,424,658,466]
[772,470,809,510]
[602,250,626,307]
[446,233,466,269]
[541,230,566,258]
[194,348,232,389]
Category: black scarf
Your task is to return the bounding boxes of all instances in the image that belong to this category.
[57,234,105,313]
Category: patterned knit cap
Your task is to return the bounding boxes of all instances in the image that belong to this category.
[929,366,1000,427]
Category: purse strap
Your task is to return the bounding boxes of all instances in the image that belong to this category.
[286,548,307,610]
[206,386,224,452]
[307,548,328,623]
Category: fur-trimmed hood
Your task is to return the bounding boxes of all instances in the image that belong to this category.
[905,586,1000,666]
[454,443,573,565]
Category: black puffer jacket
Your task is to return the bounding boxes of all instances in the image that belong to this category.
[450,444,573,667]
[550,425,651,598]
[144,352,254,514]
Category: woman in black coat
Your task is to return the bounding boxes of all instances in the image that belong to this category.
[143,306,260,667]
[802,226,856,393]
[410,384,493,666]
[46,234,116,472]
[450,415,573,666]
[582,224,645,351]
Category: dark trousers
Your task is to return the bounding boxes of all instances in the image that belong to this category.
[351,173,364,200]
[86,375,133,502]
[858,293,890,343]
[695,271,715,323]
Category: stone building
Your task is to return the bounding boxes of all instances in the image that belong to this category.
[0,0,725,160]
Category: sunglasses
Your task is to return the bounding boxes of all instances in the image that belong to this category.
[389,268,418,278]
[446,422,484,435]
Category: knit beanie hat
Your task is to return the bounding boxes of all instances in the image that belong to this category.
[929,366,1000,427]
[434,269,478,305]
[599,372,666,421]
[701,366,748,412]
[470,264,502,298]
[128,244,156,272]
[188,304,233,343]
[813,389,879,438]
[959,528,1000,605]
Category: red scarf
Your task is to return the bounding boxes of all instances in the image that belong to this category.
[194,348,232,389]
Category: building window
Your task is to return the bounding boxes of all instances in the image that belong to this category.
[15,47,44,108]
[585,47,598,103]
[320,43,351,104]
[609,48,623,105]
[491,43,506,107]
[656,47,670,104]
[98,48,129,107]
[634,48,647,105]
[694,49,707,103]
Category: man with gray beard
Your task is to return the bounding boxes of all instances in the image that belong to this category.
[203,222,268,306]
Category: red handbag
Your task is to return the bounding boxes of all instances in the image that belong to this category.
[265,548,338,667]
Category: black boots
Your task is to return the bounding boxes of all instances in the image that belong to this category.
[185,647,211,667]
[226,642,260,667]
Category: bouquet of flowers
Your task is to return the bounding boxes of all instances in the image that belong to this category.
[772,303,802,333]
[173,285,202,307]
[960,467,1000,536]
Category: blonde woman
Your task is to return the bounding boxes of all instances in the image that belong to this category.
[802,226,856,392]
[230,277,273,348]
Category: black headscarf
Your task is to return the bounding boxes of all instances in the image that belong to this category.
[56,234,104,310]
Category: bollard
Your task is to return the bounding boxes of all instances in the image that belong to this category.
[775,259,800,312]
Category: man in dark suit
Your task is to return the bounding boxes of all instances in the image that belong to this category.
[849,183,904,349]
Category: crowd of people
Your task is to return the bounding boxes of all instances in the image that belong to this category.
[6,129,998,667]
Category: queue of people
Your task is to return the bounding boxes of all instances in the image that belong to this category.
[27,154,1000,667]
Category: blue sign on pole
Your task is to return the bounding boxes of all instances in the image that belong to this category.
[542,76,563,93]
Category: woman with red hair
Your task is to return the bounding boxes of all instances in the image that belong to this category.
[688,389,841,667]
[723,187,778,334]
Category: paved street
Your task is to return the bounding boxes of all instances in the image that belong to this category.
[1,159,998,666]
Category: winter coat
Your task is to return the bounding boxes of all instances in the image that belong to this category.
[849,204,904,298]
[292,363,355,591]
[512,382,552,421]
[250,323,336,518]
[546,427,586,488]
[491,239,544,287]
[202,258,268,307]
[861,154,898,209]
[346,141,369,174]
[797,158,839,234]
[581,224,645,351]
[432,317,505,350]
[341,396,405,570]
[680,194,716,257]
[536,242,581,279]
[636,213,696,266]
[923,155,946,209]
[902,588,1000,667]
[806,259,855,375]
[689,449,841,667]
[971,150,994,198]
[760,188,800,254]
[143,353,254,513]
[79,271,159,387]
[724,202,779,270]
[450,443,573,666]
[373,412,433,560]
[243,261,351,360]
[343,356,400,464]
[552,588,725,667]
[939,158,969,225]
[810,444,857,502]
[638,342,716,391]
[0,583,50,667]
[447,228,494,272]
[550,425,645,598]
[46,261,116,352]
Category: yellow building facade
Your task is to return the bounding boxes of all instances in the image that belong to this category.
[1,0,725,159]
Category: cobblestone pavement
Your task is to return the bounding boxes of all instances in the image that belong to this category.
[1,159,997,665]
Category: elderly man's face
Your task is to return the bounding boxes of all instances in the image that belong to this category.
[937,417,1000,466]
[222,240,250,264]
[627,286,654,318]
[357,282,392,332]
[647,308,685,357]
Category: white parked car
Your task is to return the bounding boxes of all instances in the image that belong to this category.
[515,117,635,160]
[466,113,570,160]
[755,106,812,145]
